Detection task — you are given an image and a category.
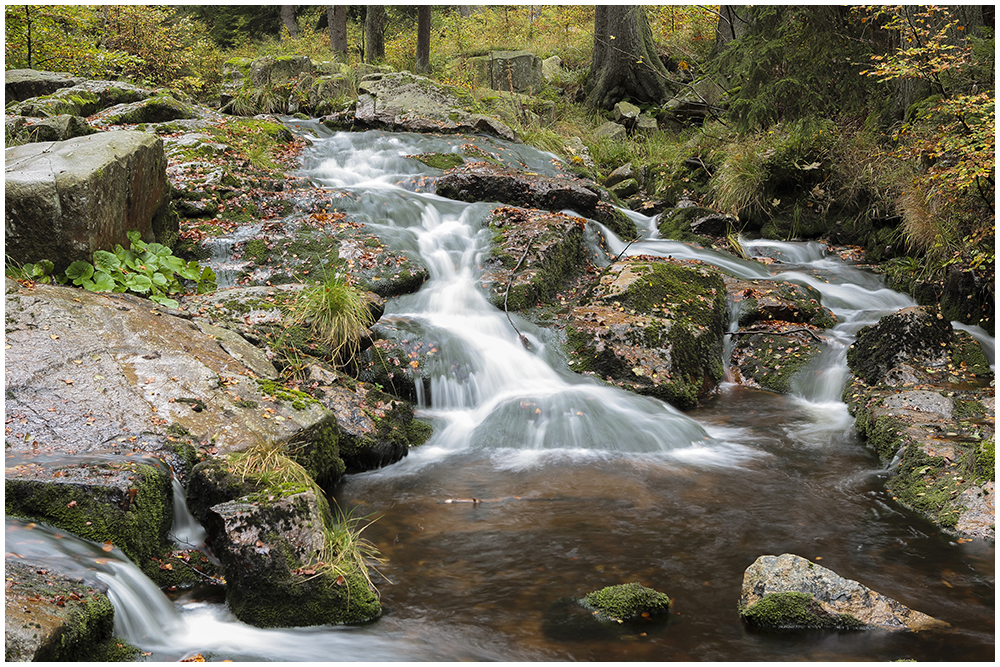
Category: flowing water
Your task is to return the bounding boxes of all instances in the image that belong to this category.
[8,127,994,661]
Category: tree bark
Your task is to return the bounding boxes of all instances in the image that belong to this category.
[585,6,670,109]
[711,6,751,55]
[280,5,298,38]
[364,6,386,64]
[328,5,347,62]
[416,6,431,73]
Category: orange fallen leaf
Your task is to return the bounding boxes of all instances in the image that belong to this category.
[102,541,114,552]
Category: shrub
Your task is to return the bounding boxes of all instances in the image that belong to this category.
[288,272,375,365]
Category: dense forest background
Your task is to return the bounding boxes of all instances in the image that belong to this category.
[4,5,994,315]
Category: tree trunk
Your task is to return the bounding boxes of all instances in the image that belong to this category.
[711,5,751,55]
[365,6,385,64]
[328,5,347,62]
[457,6,477,18]
[280,5,298,38]
[585,6,670,109]
[416,6,431,73]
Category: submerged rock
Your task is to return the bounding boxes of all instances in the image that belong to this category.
[739,553,949,632]
[565,257,726,410]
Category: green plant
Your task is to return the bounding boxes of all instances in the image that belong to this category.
[64,230,216,309]
[228,437,313,488]
[316,505,387,593]
[288,272,375,365]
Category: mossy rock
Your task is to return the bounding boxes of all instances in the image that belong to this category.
[410,152,465,170]
[730,330,825,394]
[5,460,173,581]
[657,206,715,246]
[582,582,671,623]
[740,591,865,630]
[847,307,953,386]
[100,95,198,125]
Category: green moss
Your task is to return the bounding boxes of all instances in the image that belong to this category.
[741,591,865,630]
[952,397,986,420]
[975,438,995,483]
[78,636,142,662]
[948,331,993,379]
[583,582,671,623]
[886,445,961,528]
[255,378,320,410]
[411,152,465,170]
[853,407,907,463]
[5,462,173,581]
[243,238,270,264]
[733,333,822,394]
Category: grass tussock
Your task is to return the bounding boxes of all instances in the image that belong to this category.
[289,272,375,365]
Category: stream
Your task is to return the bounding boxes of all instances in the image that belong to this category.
[8,126,994,661]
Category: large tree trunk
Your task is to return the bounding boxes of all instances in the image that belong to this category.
[327,5,347,62]
[416,6,431,74]
[364,5,385,64]
[280,5,298,38]
[585,6,670,109]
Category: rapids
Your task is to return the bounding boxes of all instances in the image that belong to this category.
[8,126,994,661]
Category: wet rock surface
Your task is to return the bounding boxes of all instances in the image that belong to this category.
[564,257,727,410]
[844,306,995,539]
[740,553,949,632]
[3,560,125,662]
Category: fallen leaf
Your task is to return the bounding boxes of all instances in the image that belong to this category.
[102,541,114,552]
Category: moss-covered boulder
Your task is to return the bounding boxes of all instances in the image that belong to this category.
[6,114,97,145]
[582,582,671,624]
[5,69,85,103]
[657,206,737,245]
[480,205,588,311]
[96,94,199,125]
[847,307,955,386]
[3,560,137,662]
[724,277,836,394]
[5,459,173,580]
[7,80,153,118]
[565,257,726,410]
[740,553,948,632]
[189,456,381,628]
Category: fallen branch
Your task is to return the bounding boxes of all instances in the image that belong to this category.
[728,327,825,342]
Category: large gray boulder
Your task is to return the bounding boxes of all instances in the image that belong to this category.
[5,69,85,102]
[7,79,153,118]
[739,553,949,631]
[5,130,176,271]
[847,306,953,385]
[5,114,97,145]
[351,72,517,141]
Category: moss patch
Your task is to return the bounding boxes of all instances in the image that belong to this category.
[582,582,671,623]
[741,591,865,630]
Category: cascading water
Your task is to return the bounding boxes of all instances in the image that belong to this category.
[17,127,993,661]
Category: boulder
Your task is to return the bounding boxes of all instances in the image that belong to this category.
[5,130,175,271]
[6,458,174,577]
[740,553,949,631]
[250,55,314,87]
[658,78,727,128]
[609,178,640,199]
[594,121,626,141]
[436,161,636,239]
[5,69,85,102]
[613,100,641,126]
[582,582,671,623]
[3,560,122,662]
[565,257,727,410]
[202,486,381,628]
[6,114,97,144]
[94,95,199,125]
[604,162,637,189]
[657,206,732,245]
[480,206,588,312]
[940,265,994,332]
[4,280,345,490]
[473,50,543,94]
[8,80,153,118]
[541,55,563,82]
[846,306,953,386]
[353,71,517,141]
[635,114,658,135]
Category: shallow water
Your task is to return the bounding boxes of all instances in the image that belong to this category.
[8,126,993,661]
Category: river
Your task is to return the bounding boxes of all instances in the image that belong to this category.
[6,127,994,661]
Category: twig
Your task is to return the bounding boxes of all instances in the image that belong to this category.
[728,327,825,342]
[503,240,533,348]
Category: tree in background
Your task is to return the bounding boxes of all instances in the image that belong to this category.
[328,5,347,62]
[860,5,994,265]
[279,6,299,39]
[365,5,386,64]
[415,6,431,73]
[585,6,670,109]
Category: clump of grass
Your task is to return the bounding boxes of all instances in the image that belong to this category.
[227,437,313,488]
[315,505,388,593]
[289,272,375,365]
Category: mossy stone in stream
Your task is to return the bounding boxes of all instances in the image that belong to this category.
[582,582,671,623]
